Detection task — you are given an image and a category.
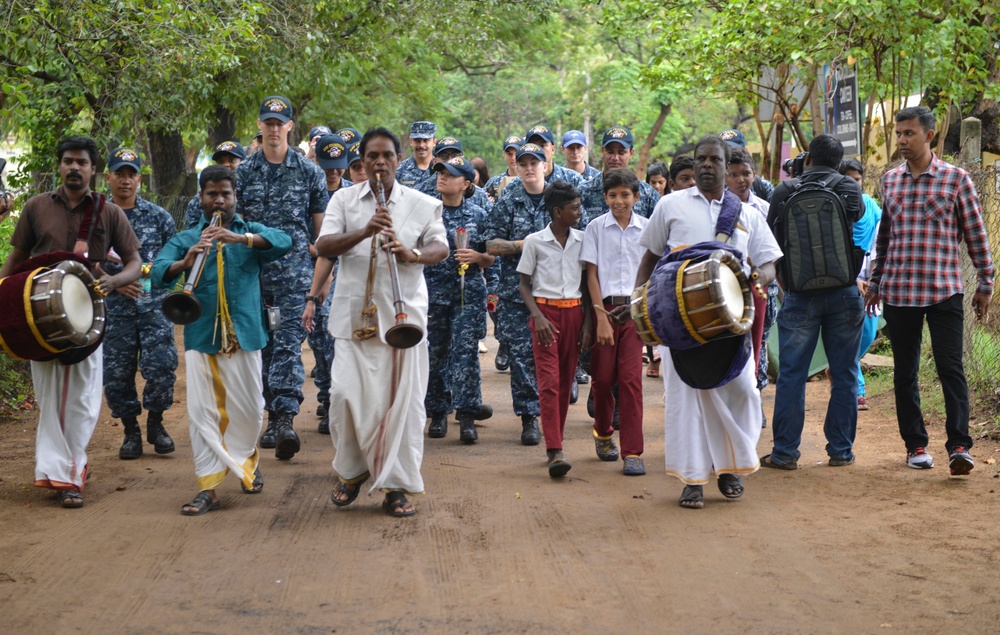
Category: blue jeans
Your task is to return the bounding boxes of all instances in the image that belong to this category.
[770,286,863,462]
[856,312,879,396]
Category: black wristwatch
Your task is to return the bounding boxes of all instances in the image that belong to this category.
[305,295,320,305]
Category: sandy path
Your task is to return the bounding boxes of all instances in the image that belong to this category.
[1,328,998,634]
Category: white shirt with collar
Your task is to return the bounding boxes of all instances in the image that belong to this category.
[320,179,447,344]
[640,186,782,274]
[580,210,649,298]
[516,224,585,300]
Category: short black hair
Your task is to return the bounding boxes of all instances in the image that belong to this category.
[200,165,236,191]
[603,168,640,195]
[669,155,695,180]
[359,127,402,157]
[839,158,864,176]
[646,162,668,182]
[57,136,99,166]
[694,135,731,164]
[543,181,580,215]
[897,106,936,132]
[728,148,755,169]
[807,134,844,169]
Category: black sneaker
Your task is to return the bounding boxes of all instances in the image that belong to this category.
[569,379,579,404]
[949,446,974,475]
[575,366,589,385]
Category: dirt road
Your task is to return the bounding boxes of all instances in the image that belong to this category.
[2,332,999,634]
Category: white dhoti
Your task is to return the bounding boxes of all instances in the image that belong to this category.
[330,337,427,495]
[32,345,103,491]
[185,349,264,491]
[661,345,762,484]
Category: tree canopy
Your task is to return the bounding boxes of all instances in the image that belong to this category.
[1,0,997,195]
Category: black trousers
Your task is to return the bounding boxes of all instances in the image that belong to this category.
[883,294,972,453]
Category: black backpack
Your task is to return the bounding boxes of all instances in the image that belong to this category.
[771,174,864,292]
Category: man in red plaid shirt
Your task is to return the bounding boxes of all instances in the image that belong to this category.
[865,105,993,475]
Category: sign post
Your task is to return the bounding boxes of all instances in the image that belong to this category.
[822,61,862,156]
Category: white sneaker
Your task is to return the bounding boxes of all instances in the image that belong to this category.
[478,341,488,354]
[906,447,934,469]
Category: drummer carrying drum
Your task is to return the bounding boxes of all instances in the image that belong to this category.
[0,136,142,509]
[633,135,782,509]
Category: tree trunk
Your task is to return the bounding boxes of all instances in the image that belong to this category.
[207,103,237,150]
[636,102,671,179]
[147,128,194,198]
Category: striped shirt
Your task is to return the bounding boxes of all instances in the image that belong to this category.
[870,155,993,306]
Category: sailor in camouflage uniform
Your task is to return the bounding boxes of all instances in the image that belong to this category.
[423,157,495,443]
[561,130,601,181]
[482,143,591,445]
[579,126,660,220]
[303,133,353,435]
[496,126,583,198]
[184,141,246,230]
[414,137,493,212]
[101,148,179,460]
[484,134,523,202]
[396,121,436,187]
[236,96,329,460]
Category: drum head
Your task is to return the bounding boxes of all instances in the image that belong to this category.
[717,266,744,321]
[670,333,752,390]
[61,274,95,334]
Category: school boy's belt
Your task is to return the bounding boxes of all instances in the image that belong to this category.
[533,297,582,308]
[602,295,630,306]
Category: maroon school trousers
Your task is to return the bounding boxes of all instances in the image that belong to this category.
[751,288,766,371]
[591,304,644,456]
[530,300,584,451]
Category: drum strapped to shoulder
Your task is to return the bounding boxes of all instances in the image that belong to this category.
[629,248,753,350]
[0,257,106,362]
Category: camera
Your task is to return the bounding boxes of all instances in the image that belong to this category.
[782,152,807,178]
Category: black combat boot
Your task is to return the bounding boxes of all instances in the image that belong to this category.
[520,415,541,446]
[274,413,301,460]
[119,417,143,460]
[427,413,447,439]
[474,404,493,421]
[317,409,330,435]
[458,414,478,444]
[146,411,175,454]
[260,413,279,449]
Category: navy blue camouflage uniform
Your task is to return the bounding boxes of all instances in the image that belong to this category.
[480,180,589,417]
[396,157,434,187]
[578,173,661,220]
[500,163,584,200]
[415,175,493,213]
[308,179,351,406]
[236,149,329,417]
[578,163,602,181]
[424,200,489,418]
[102,197,178,419]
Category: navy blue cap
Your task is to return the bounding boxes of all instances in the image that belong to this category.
[315,134,349,170]
[562,130,587,147]
[107,147,141,172]
[253,130,262,140]
[212,140,246,161]
[259,96,293,123]
[525,125,555,146]
[409,121,436,139]
[516,143,547,163]
[433,136,463,156]
[336,127,361,146]
[308,125,332,141]
[602,126,634,149]
[433,156,476,181]
[346,140,362,167]
[503,135,524,151]
[720,129,746,147]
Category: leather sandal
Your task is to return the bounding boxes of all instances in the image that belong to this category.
[717,474,744,499]
[331,473,369,507]
[59,490,84,509]
[383,491,416,517]
[181,491,220,516]
[679,485,704,509]
[241,467,264,494]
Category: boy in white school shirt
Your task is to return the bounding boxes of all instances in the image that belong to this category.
[517,182,592,477]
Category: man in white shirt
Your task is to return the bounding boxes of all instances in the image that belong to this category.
[316,127,448,518]
[636,135,782,509]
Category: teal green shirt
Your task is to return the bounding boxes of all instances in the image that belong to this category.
[151,215,292,354]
